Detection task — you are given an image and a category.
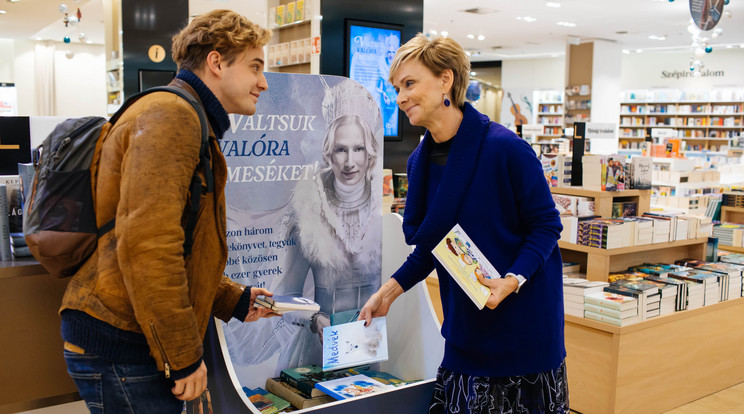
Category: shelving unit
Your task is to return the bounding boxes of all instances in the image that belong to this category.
[721,206,744,223]
[566,297,744,414]
[549,187,651,219]
[267,0,320,74]
[619,100,744,153]
[533,91,565,141]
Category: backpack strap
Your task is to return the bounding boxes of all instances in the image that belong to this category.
[100,86,212,256]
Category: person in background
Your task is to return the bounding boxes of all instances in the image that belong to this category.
[59,10,276,413]
[359,33,568,414]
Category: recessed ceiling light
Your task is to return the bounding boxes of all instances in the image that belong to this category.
[477,35,485,40]
[86,40,92,44]
[0,9,6,13]
[517,16,537,23]
[622,49,630,54]
[726,44,733,48]
[430,29,438,35]
[467,34,474,39]
[440,31,449,37]
[35,37,42,41]
[470,71,477,76]
[546,2,561,7]
[557,21,576,27]
[648,35,667,40]
[636,49,642,53]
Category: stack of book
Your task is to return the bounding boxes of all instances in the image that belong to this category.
[668,269,720,307]
[583,291,639,326]
[562,277,609,317]
[681,261,742,301]
[641,215,671,244]
[609,272,677,316]
[605,278,663,320]
[641,274,689,311]
[713,223,744,248]
[625,155,652,189]
[540,153,572,187]
[577,218,632,249]
[562,261,581,275]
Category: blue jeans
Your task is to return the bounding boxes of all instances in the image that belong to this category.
[63,349,184,414]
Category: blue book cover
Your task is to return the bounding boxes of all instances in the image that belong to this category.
[315,374,389,400]
[322,317,388,371]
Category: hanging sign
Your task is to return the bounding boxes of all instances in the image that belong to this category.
[689,0,724,31]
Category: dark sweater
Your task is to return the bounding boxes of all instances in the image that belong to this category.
[392,103,566,377]
[61,70,251,380]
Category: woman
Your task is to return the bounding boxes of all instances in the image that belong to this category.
[359,34,568,413]
[272,113,382,368]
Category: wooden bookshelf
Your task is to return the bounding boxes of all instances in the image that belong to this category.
[721,206,744,224]
[566,297,744,414]
[558,238,707,282]
[549,187,651,220]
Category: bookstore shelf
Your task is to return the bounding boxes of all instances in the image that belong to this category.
[549,188,651,222]
[721,206,744,224]
[558,238,707,282]
[565,297,744,414]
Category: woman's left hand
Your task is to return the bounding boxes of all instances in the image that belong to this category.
[476,274,519,310]
[245,287,280,322]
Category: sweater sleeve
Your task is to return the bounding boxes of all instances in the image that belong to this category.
[391,244,436,292]
[505,139,563,280]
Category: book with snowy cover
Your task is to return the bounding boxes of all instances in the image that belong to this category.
[432,223,501,309]
[322,317,388,371]
[315,374,390,400]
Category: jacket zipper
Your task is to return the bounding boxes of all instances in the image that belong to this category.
[149,322,171,378]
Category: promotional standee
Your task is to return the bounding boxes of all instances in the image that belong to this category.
[206,73,443,413]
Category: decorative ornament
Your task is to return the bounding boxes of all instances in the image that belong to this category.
[68,15,79,27]
[63,13,69,27]
[63,36,71,44]
[65,50,74,59]
[76,8,81,21]
[78,32,87,42]
[58,3,68,14]
[724,0,729,4]
[669,0,674,2]
[443,94,451,107]
[705,46,713,53]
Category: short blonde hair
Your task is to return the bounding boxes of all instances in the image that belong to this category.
[389,33,470,108]
[172,9,272,72]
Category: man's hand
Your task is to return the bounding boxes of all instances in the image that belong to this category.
[476,274,519,310]
[245,287,280,322]
[172,360,207,401]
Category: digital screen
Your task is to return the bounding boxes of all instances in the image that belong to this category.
[138,69,176,92]
[347,22,402,138]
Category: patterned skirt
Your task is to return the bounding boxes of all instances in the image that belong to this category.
[429,360,569,414]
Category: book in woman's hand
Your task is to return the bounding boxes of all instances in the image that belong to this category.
[431,224,502,310]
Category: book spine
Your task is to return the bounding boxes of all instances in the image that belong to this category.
[0,184,11,261]
[265,378,311,409]
[583,296,622,311]
[279,372,316,398]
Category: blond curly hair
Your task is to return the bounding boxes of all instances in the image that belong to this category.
[172,9,272,71]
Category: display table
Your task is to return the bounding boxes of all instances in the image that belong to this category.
[566,297,744,414]
[549,187,651,219]
[0,260,79,414]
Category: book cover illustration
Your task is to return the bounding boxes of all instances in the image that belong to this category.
[322,317,388,371]
[432,223,501,310]
[315,374,390,400]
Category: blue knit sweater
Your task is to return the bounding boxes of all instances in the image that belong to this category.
[392,103,566,377]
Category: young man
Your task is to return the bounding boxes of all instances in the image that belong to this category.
[60,10,274,412]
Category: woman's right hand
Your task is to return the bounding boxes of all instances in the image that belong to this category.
[358,279,403,326]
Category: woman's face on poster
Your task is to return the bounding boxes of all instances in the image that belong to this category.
[331,123,370,186]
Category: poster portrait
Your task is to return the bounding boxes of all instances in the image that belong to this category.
[218,72,384,391]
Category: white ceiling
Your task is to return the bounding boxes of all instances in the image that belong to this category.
[1,0,743,61]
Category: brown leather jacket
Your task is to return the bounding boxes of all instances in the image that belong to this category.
[60,79,244,375]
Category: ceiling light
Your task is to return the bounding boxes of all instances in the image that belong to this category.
[467,34,474,39]
[35,37,42,41]
[557,21,576,27]
[546,2,561,7]
[465,50,472,56]
[740,44,744,48]
[517,16,537,22]
[0,9,6,13]
[648,35,667,40]
[477,35,485,40]
[430,30,438,35]
[622,49,630,54]
[636,49,642,53]
[440,31,449,38]
[8,0,21,2]
[470,71,476,76]
[726,44,733,48]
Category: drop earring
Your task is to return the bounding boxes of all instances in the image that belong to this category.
[443,94,451,107]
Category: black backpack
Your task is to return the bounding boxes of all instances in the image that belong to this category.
[23,85,212,277]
